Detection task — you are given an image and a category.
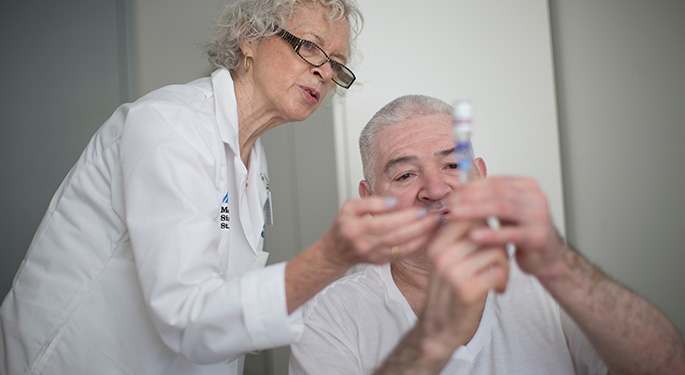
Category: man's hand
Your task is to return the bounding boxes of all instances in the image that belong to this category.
[449,176,685,374]
[373,220,509,375]
[448,177,566,278]
[423,220,510,354]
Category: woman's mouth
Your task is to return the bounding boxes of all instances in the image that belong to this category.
[301,86,320,104]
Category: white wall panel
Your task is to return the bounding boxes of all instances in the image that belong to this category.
[334,0,565,233]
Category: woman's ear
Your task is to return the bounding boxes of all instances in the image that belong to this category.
[239,40,255,60]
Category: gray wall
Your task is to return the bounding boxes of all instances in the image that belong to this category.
[0,0,128,298]
[550,0,685,334]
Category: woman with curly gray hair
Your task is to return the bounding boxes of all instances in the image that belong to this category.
[1,1,443,374]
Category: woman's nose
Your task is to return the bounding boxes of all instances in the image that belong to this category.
[312,61,334,82]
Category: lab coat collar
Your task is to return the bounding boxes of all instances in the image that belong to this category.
[212,68,240,157]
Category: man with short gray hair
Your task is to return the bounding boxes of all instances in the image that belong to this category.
[290,94,685,375]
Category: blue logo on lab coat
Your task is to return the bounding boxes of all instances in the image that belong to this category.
[220,193,230,230]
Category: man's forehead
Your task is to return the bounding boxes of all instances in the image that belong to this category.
[375,116,455,172]
[375,115,454,152]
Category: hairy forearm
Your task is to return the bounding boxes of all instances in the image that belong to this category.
[372,277,480,375]
[538,246,685,374]
[372,323,457,375]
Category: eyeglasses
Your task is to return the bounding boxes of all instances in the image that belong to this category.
[274,26,356,89]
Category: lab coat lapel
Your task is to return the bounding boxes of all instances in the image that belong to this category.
[214,68,264,255]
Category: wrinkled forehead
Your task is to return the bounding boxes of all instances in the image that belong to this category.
[375,114,454,158]
[286,2,351,58]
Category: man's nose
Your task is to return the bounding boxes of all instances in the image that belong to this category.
[418,169,451,203]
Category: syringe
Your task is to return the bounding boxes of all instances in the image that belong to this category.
[452,100,502,231]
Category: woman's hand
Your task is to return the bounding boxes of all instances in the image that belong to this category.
[321,197,442,268]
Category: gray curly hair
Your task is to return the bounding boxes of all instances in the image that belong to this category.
[204,0,363,72]
[359,95,459,187]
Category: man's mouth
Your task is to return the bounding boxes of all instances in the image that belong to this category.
[425,207,449,217]
[435,210,450,218]
[427,204,448,215]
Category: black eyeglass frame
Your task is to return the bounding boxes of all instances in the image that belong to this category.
[274,26,356,89]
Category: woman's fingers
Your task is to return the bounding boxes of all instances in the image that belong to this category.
[331,197,443,265]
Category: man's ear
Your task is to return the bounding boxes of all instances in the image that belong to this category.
[475,157,488,178]
[359,180,373,198]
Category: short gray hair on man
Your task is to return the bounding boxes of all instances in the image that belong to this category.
[359,95,454,187]
[204,0,363,73]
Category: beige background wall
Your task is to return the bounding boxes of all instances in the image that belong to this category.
[335,0,566,235]
[549,0,685,338]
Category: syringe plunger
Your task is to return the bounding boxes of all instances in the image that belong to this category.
[453,100,473,123]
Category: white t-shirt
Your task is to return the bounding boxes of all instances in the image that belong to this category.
[0,68,302,375]
[290,261,607,374]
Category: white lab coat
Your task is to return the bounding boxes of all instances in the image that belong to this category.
[0,68,302,375]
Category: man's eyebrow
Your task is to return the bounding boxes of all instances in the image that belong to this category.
[383,155,417,175]
[383,147,457,175]
[438,147,456,158]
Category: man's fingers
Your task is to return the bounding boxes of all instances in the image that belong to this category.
[427,220,473,258]
[469,223,553,250]
[434,245,510,303]
[448,177,550,227]
[436,245,507,276]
